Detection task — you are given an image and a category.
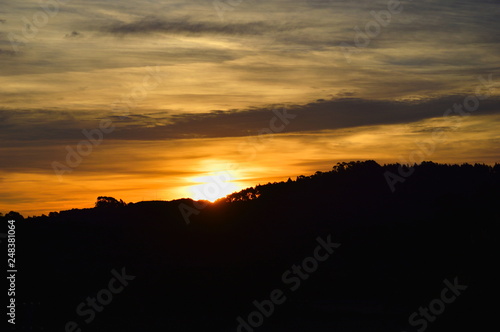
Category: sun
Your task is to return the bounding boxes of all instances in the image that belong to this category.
[188,161,243,202]
[188,170,241,202]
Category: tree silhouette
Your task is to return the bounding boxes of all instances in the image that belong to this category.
[5,211,24,221]
[95,196,126,208]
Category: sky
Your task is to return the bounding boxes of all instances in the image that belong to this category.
[1,0,499,216]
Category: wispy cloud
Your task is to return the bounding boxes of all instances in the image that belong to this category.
[101,16,282,36]
[65,31,84,39]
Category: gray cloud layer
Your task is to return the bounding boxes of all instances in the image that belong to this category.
[2,96,499,143]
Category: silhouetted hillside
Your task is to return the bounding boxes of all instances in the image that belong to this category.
[3,161,498,331]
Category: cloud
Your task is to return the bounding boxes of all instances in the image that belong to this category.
[65,31,83,39]
[149,96,500,140]
[101,16,281,36]
[2,95,499,143]
[0,49,16,56]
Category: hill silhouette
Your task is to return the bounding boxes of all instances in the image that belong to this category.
[3,161,498,331]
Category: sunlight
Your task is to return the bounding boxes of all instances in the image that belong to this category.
[188,171,241,202]
[187,160,244,202]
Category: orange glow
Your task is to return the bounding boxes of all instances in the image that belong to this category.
[186,160,244,202]
[2,115,500,216]
[188,173,241,202]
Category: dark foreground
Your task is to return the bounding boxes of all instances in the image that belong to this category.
[4,161,498,331]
